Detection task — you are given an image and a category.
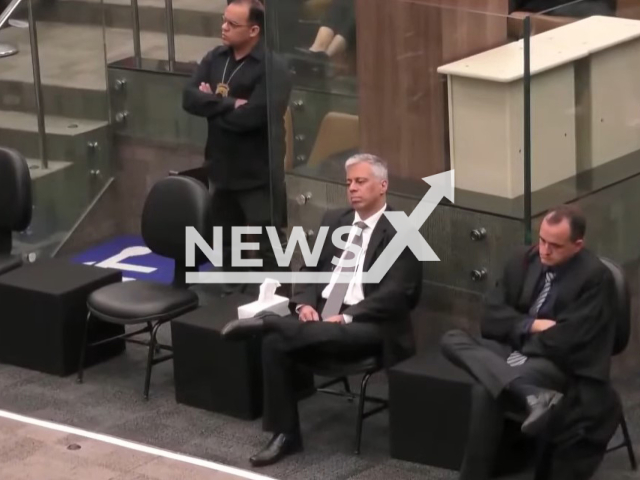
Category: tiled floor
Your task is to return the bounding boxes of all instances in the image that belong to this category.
[0,412,272,480]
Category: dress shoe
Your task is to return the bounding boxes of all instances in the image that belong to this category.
[521,390,564,436]
[250,433,303,467]
[220,310,277,340]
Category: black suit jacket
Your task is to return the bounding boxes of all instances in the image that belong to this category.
[290,207,423,367]
[481,245,616,382]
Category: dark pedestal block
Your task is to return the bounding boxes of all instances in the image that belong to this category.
[172,294,314,420]
[389,350,533,476]
[0,259,125,376]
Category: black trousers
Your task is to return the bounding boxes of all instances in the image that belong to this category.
[211,184,287,283]
[441,330,620,480]
[440,329,566,399]
[440,330,566,480]
[261,314,383,434]
[323,0,356,45]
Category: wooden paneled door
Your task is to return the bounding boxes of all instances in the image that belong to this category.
[356,0,509,180]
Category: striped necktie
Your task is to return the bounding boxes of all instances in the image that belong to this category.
[507,270,556,367]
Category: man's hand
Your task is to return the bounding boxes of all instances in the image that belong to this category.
[235,99,248,109]
[531,319,556,333]
[324,315,345,324]
[299,305,320,322]
[199,82,212,93]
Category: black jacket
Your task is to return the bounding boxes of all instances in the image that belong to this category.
[290,207,423,367]
[182,42,292,190]
[481,245,616,382]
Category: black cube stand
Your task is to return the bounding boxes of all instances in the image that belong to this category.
[172,293,314,420]
[0,259,126,376]
[389,349,533,476]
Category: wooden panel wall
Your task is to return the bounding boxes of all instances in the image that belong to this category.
[356,0,509,180]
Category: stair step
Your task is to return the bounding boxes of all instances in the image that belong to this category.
[0,80,109,121]
[13,0,227,37]
[0,111,107,135]
[15,157,109,257]
[0,110,109,161]
[0,22,217,91]
[26,158,73,180]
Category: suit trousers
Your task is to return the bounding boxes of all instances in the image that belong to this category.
[440,329,567,480]
[440,329,567,399]
[261,315,383,434]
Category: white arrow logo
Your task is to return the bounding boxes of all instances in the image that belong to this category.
[185,169,454,284]
[364,169,454,283]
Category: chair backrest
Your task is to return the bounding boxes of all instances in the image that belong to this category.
[599,256,631,356]
[308,112,359,166]
[141,175,212,285]
[0,148,32,254]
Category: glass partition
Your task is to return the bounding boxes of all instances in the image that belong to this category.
[103,0,224,69]
[0,0,114,258]
[527,0,640,212]
[526,0,640,264]
[264,0,538,329]
[267,0,536,222]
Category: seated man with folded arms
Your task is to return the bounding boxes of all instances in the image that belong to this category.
[221,153,422,467]
[441,204,621,480]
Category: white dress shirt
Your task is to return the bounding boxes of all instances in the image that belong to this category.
[319,204,387,323]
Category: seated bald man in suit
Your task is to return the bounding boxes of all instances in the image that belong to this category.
[441,204,621,480]
[222,153,422,467]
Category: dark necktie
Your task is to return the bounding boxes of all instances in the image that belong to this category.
[321,221,368,319]
[529,270,556,316]
[507,270,556,367]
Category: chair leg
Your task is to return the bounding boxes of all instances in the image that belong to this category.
[342,377,353,401]
[620,411,637,470]
[354,372,372,455]
[143,322,161,400]
[533,440,554,480]
[76,313,91,384]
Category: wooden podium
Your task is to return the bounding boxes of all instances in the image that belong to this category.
[438,39,586,198]
[355,0,510,181]
[436,15,640,198]
[532,16,640,171]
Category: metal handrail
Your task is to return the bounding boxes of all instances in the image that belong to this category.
[131,0,141,66]
[0,0,48,169]
[0,0,23,29]
[165,0,175,68]
[0,0,23,57]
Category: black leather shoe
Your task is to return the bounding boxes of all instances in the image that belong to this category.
[521,390,563,436]
[250,433,303,467]
[220,311,278,340]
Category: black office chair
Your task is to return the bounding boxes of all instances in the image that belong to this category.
[534,256,637,479]
[297,266,423,455]
[0,147,32,275]
[600,257,637,469]
[297,353,387,455]
[76,175,212,399]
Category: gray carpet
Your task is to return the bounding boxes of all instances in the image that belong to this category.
[0,294,638,479]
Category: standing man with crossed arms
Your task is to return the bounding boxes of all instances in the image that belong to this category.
[183,0,291,294]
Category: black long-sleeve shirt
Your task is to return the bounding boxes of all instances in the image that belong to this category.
[183,41,292,190]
